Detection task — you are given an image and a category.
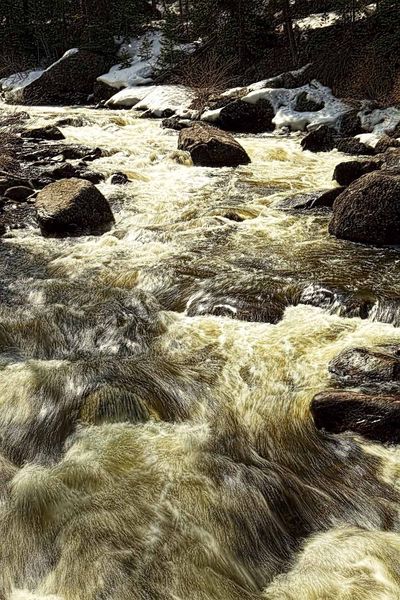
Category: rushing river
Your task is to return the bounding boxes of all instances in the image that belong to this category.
[1,105,400,600]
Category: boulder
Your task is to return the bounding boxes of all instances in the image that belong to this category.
[35,178,114,237]
[374,135,400,155]
[294,91,324,113]
[333,160,381,186]
[217,99,275,133]
[301,125,336,152]
[4,186,34,201]
[162,117,191,131]
[7,49,107,106]
[22,126,65,141]
[335,137,375,156]
[0,176,33,196]
[329,171,400,246]
[178,124,251,168]
[54,117,87,128]
[336,110,363,137]
[110,172,128,185]
[329,346,400,386]
[311,390,400,444]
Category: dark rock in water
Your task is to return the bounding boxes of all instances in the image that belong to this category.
[75,169,104,184]
[329,171,400,246]
[301,125,336,152]
[294,91,324,113]
[333,160,381,186]
[0,176,33,196]
[374,134,400,155]
[336,111,364,137]
[54,117,87,128]
[299,285,376,319]
[35,178,114,237]
[217,99,275,133]
[335,137,375,156]
[329,346,400,386]
[178,124,251,168]
[381,147,400,171]
[6,49,107,106]
[223,212,244,222]
[162,117,191,131]
[4,186,34,201]
[93,80,115,104]
[22,126,65,141]
[279,187,344,210]
[311,390,400,444]
[41,163,77,180]
[110,172,128,185]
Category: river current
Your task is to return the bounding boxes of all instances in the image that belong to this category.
[1,105,400,600]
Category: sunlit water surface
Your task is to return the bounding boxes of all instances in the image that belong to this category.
[0,104,400,600]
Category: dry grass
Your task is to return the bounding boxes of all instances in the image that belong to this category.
[174,51,239,111]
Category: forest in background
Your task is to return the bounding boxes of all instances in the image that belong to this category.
[0,1,399,104]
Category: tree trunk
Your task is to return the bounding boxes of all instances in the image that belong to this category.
[282,0,297,65]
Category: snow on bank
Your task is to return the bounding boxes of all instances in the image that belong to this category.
[98,32,162,89]
[293,4,376,30]
[356,106,400,146]
[133,85,197,118]
[0,69,44,92]
[0,48,79,93]
[105,86,157,108]
[203,80,350,132]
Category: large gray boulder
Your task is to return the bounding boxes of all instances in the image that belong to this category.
[329,171,400,246]
[7,49,107,105]
[217,99,275,133]
[178,124,251,167]
[35,178,114,237]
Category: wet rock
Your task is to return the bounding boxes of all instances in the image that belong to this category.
[311,390,400,444]
[329,346,400,386]
[217,99,275,134]
[4,186,34,202]
[294,91,324,113]
[54,117,87,128]
[110,172,128,185]
[279,187,344,210]
[375,135,400,155]
[0,176,32,195]
[162,117,191,131]
[335,137,375,156]
[75,169,104,184]
[329,171,400,246]
[22,126,65,141]
[301,125,336,152]
[35,178,114,237]
[336,111,363,137]
[178,124,251,168]
[40,163,77,180]
[333,160,381,186]
[223,212,244,222]
[7,49,107,106]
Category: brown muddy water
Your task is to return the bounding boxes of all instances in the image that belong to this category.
[0,105,400,600]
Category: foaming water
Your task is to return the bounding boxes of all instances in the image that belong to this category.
[0,104,400,599]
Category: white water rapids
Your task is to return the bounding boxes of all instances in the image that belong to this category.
[1,105,400,600]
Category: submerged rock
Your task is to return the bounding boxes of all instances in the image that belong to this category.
[311,390,400,444]
[35,178,114,237]
[329,171,400,246]
[333,160,381,186]
[329,346,400,386]
[279,187,344,210]
[178,124,251,168]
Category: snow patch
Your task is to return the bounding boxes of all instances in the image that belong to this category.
[106,86,157,108]
[0,69,44,92]
[202,79,350,132]
[133,85,197,118]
